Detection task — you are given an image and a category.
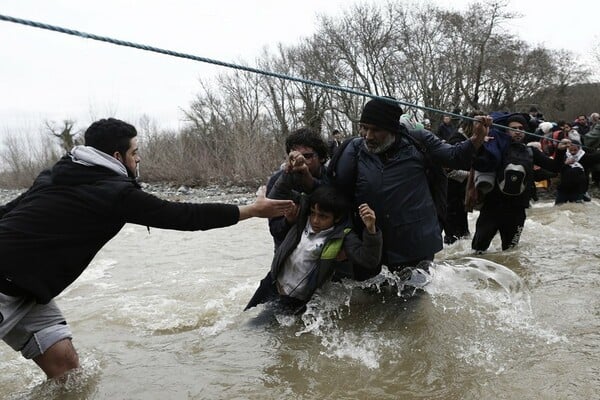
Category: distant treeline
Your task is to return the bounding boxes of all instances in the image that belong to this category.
[1,1,599,188]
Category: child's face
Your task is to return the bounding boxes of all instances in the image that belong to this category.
[309,204,336,233]
[568,143,581,154]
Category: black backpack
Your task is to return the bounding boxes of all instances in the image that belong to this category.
[497,142,533,196]
[403,130,448,226]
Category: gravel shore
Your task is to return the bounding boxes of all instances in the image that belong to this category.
[0,182,258,206]
[2,182,600,207]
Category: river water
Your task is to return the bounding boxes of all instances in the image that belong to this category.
[1,196,599,399]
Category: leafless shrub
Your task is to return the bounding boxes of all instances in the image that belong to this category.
[0,131,61,188]
[138,121,283,187]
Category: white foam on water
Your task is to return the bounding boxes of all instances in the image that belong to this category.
[6,354,101,400]
[279,256,569,371]
[59,259,117,299]
[291,268,428,369]
[101,293,204,335]
[425,258,567,370]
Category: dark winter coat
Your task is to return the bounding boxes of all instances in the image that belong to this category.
[330,127,477,266]
[557,151,600,194]
[0,155,240,303]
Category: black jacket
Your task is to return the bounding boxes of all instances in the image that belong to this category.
[266,165,327,249]
[482,146,566,209]
[557,151,600,194]
[0,155,240,303]
[331,128,476,266]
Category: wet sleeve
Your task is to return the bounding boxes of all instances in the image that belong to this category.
[343,230,383,271]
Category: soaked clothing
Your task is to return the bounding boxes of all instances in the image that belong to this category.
[472,203,526,251]
[277,222,335,301]
[472,144,565,251]
[246,172,382,313]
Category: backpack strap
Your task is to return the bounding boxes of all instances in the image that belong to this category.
[327,136,362,180]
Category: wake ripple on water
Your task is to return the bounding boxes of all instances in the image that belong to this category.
[275,258,565,370]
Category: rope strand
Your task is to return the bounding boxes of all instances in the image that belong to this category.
[0,13,578,145]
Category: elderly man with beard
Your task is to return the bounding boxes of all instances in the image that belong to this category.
[329,97,488,280]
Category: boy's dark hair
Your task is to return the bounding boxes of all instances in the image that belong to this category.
[309,185,351,221]
[285,128,329,161]
[84,118,137,157]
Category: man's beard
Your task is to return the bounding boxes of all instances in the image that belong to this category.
[125,163,140,179]
[365,134,396,154]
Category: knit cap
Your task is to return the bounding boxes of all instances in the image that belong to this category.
[360,97,403,133]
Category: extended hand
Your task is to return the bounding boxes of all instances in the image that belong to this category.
[471,116,493,148]
[557,138,570,151]
[238,186,295,220]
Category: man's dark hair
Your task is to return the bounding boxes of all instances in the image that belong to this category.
[309,185,351,221]
[84,118,137,156]
[285,128,329,161]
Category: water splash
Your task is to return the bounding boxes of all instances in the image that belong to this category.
[6,355,101,400]
[426,257,531,314]
[424,258,566,370]
[292,266,432,369]
[278,259,565,370]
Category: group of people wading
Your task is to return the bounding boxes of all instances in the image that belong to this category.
[1,97,595,381]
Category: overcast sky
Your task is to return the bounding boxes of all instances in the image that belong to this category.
[1,0,598,137]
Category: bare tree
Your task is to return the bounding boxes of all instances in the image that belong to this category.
[45,119,81,154]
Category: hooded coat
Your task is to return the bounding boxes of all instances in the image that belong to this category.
[0,149,240,303]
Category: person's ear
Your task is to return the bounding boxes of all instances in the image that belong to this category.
[113,151,123,162]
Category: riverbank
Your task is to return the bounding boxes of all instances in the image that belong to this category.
[0,182,258,206]
[2,182,600,206]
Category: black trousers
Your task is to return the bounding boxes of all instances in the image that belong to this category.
[471,205,526,252]
[444,180,469,244]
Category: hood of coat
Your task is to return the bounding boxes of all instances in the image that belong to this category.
[51,146,135,186]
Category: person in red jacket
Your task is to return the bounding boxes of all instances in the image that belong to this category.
[0,118,293,380]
